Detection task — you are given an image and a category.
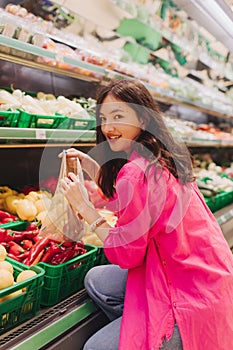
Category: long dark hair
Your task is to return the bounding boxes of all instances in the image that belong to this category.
[95,79,194,198]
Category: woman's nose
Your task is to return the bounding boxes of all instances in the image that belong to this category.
[102,121,115,132]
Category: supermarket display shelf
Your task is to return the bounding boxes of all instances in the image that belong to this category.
[0,127,96,142]
[1,35,232,120]
[0,142,96,148]
[0,35,105,81]
[111,0,233,81]
[0,127,232,148]
[0,51,101,83]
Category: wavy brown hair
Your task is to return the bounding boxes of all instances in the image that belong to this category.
[95,79,194,198]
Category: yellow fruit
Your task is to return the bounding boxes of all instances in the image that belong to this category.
[16,199,37,221]
[0,269,14,289]
[4,195,20,214]
[35,197,51,213]
[0,261,13,274]
[36,210,48,225]
[25,191,41,202]
[0,244,7,261]
[16,270,37,283]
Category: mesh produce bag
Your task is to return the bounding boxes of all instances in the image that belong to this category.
[39,151,89,242]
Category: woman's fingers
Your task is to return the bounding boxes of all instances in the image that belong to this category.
[68,172,79,183]
[58,148,83,158]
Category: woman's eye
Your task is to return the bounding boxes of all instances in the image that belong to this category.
[99,117,106,123]
[114,114,123,120]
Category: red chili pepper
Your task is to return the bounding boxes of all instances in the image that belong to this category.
[0,228,7,242]
[61,241,75,247]
[13,230,39,242]
[31,249,45,265]
[1,217,15,224]
[41,241,65,263]
[50,243,83,265]
[17,250,30,261]
[74,242,86,255]
[7,253,20,261]
[24,237,50,266]
[20,239,33,250]
[8,241,25,256]
[0,210,17,221]
[57,248,77,264]
[26,222,39,231]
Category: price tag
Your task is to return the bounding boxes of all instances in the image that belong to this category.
[35,129,46,139]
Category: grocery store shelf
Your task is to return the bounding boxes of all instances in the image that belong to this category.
[1,35,232,120]
[0,34,105,80]
[0,143,96,148]
[144,83,233,120]
[0,51,101,83]
[0,127,96,142]
[111,0,233,81]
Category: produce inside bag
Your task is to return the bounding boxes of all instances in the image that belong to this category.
[39,151,89,242]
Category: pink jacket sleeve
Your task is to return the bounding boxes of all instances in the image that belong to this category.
[103,166,154,269]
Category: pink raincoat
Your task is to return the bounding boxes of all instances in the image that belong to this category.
[104,151,233,350]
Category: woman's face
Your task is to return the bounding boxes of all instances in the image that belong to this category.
[99,95,144,153]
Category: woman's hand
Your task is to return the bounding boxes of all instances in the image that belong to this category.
[60,172,92,216]
[60,172,110,242]
[58,148,100,181]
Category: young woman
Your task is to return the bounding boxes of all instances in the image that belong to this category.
[60,79,233,350]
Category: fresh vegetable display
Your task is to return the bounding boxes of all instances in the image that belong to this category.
[0,243,37,302]
[0,220,86,265]
[0,209,18,223]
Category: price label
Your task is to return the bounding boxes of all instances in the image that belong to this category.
[35,129,46,139]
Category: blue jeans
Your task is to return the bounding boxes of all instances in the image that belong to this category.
[83,265,183,350]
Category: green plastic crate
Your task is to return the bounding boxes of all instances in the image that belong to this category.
[0,258,44,334]
[0,110,20,127]
[205,190,233,213]
[95,246,110,266]
[37,244,97,306]
[60,115,96,130]
[18,110,66,129]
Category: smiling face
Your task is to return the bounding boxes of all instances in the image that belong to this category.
[99,95,144,154]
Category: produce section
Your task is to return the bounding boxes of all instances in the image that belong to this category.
[0,0,232,349]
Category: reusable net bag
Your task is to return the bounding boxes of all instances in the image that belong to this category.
[39,151,89,242]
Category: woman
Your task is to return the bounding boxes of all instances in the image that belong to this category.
[60,79,233,350]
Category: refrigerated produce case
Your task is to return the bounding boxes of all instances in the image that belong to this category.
[0,290,109,350]
[0,0,232,348]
